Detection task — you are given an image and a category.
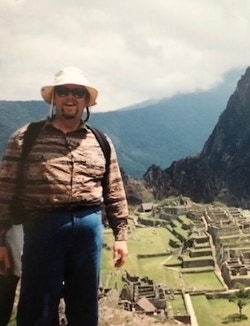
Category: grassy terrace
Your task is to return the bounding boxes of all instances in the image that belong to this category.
[192,295,250,326]
[101,226,176,285]
[182,271,223,291]
[177,214,191,225]
[101,225,225,291]
[100,207,250,325]
[169,293,187,315]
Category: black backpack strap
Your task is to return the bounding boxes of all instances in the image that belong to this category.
[86,125,111,172]
[86,125,111,197]
[21,120,46,161]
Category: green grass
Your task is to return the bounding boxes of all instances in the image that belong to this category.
[171,219,189,237]
[192,295,250,326]
[128,227,175,254]
[170,294,187,315]
[101,226,224,292]
[138,256,170,283]
[101,226,176,283]
[182,271,224,291]
[210,298,250,325]
[177,214,190,223]
[191,295,219,326]
[164,268,185,289]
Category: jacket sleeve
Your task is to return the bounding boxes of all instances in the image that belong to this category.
[102,136,129,241]
[0,126,25,233]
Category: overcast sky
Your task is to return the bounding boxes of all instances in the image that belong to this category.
[1,0,250,112]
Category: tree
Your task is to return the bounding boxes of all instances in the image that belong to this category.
[229,283,250,318]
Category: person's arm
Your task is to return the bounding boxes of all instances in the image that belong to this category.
[0,128,24,274]
[102,137,129,267]
[0,233,11,275]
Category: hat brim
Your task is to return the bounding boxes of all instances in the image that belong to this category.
[41,84,98,107]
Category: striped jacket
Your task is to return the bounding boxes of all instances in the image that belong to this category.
[0,120,128,240]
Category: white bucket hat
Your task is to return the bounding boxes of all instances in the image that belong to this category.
[41,67,98,106]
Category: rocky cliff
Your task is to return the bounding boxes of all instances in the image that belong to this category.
[200,67,250,206]
[124,67,250,208]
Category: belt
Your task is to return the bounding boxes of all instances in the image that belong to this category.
[27,204,101,215]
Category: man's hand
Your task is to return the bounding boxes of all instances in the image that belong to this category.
[113,240,128,268]
[0,246,11,275]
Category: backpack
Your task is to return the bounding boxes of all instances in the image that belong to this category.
[11,120,111,224]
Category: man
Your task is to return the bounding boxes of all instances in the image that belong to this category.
[0,66,129,326]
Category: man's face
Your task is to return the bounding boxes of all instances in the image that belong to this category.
[54,84,89,120]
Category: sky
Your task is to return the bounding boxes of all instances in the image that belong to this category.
[1,0,250,112]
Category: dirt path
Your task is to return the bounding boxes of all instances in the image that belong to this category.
[184,293,199,326]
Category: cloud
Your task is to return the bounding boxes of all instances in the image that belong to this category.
[0,0,250,111]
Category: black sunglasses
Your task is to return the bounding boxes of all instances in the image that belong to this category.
[55,86,88,99]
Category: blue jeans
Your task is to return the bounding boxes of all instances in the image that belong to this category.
[16,207,103,326]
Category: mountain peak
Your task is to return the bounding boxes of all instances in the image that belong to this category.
[136,66,250,208]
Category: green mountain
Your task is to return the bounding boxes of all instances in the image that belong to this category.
[0,68,244,177]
